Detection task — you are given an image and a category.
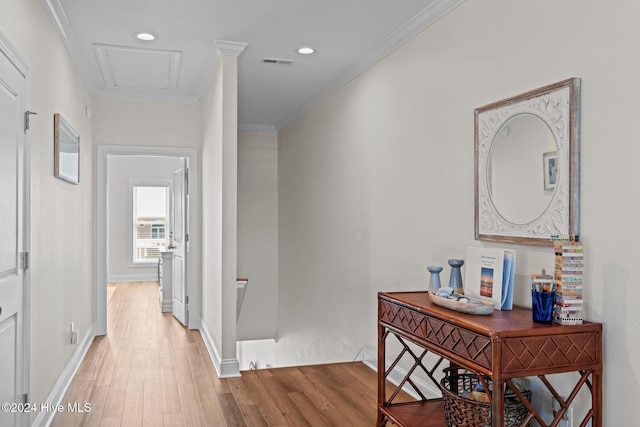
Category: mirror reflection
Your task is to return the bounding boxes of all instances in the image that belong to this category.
[488,114,557,225]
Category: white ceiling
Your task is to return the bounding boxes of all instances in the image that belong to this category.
[41,0,463,131]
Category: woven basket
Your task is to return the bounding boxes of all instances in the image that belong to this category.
[440,369,531,427]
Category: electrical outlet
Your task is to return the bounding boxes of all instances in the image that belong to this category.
[70,322,79,345]
[567,406,574,427]
[552,396,572,427]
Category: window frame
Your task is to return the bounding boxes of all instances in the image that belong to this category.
[129,179,171,267]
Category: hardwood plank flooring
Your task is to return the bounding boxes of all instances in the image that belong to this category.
[51,281,410,426]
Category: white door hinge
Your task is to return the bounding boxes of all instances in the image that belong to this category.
[21,252,29,270]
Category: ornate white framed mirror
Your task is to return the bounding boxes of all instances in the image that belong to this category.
[474,78,581,246]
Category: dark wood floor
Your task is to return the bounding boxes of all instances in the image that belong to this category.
[51,281,403,426]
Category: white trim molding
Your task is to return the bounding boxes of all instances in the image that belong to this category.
[128,178,171,269]
[357,345,441,401]
[39,0,100,92]
[0,28,29,76]
[107,274,159,283]
[32,325,95,427]
[200,322,241,378]
[274,0,465,130]
[96,145,201,335]
[214,40,248,57]
[94,44,182,92]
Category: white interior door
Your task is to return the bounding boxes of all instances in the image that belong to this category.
[0,46,27,427]
[171,159,188,326]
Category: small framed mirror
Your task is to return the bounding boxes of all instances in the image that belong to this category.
[475,78,581,246]
[54,113,80,184]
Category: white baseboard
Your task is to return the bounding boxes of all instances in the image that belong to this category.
[355,345,378,369]
[32,325,95,427]
[199,322,241,378]
[356,345,441,400]
[107,273,158,283]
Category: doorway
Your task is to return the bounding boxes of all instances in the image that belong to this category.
[96,145,200,335]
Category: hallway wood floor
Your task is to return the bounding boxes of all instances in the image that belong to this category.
[51,281,400,426]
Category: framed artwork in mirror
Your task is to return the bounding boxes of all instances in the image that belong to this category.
[54,113,80,184]
[543,151,558,191]
[474,78,581,246]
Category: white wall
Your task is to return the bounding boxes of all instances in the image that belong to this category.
[0,0,94,417]
[92,99,201,149]
[107,155,183,281]
[277,0,640,424]
[237,131,278,341]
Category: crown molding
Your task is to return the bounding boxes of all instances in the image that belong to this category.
[274,0,466,131]
[40,0,464,131]
[194,40,248,101]
[39,0,100,92]
[238,123,277,133]
[214,40,248,57]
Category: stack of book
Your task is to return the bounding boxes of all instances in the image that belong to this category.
[553,236,583,325]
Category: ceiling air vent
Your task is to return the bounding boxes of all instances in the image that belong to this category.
[262,58,295,65]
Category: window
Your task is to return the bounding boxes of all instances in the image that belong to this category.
[151,223,165,239]
[132,184,168,264]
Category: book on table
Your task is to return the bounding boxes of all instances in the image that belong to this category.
[464,246,516,310]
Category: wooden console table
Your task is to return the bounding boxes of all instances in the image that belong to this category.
[377,291,602,427]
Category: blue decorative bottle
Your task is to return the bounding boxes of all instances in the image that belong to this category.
[448,259,464,294]
[427,266,443,292]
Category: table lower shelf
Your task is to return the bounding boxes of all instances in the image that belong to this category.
[379,400,445,427]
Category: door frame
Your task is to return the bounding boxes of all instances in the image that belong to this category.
[96,145,200,334]
[0,28,31,420]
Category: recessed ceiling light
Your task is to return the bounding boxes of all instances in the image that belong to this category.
[136,32,157,41]
[296,47,315,55]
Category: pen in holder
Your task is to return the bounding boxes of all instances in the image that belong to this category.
[531,268,554,324]
[532,290,554,323]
